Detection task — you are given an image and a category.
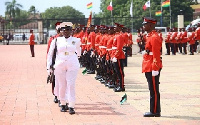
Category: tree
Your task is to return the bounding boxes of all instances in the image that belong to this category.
[41,6,85,29]
[5,0,23,19]
[97,0,194,29]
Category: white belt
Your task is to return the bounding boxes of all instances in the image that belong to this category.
[112,47,117,49]
[62,52,75,55]
[101,46,107,48]
[106,48,112,51]
[87,42,91,45]
[95,44,99,46]
[81,44,86,45]
[149,52,153,55]
[99,46,103,48]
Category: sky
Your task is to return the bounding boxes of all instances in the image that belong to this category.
[0,0,101,18]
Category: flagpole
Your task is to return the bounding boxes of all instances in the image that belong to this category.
[131,0,133,33]
[161,0,163,27]
[169,0,171,28]
[149,0,151,17]
[111,10,113,26]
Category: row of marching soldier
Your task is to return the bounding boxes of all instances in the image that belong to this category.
[136,24,200,55]
[74,23,133,92]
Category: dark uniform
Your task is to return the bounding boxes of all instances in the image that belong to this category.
[142,17,162,117]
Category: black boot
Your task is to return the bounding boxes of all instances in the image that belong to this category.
[60,105,67,112]
[69,107,75,115]
[54,96,58,103]
[143,112,161,117]
[114,86,125,92]
[58,100,61,107]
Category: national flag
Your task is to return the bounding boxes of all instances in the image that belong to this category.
[143,0,150,11]
[87,11,92,27]
[155,11,162,16]
[130,1,133,17]
[162,0,170,7]
[107,0,113,11]
[87,2,93,9]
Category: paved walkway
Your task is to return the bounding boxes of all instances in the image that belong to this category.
[0,44,200,125]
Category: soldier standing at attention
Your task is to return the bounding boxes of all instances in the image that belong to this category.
[29,29,35,57]
[142,17,162,117]
[111,23,125,92]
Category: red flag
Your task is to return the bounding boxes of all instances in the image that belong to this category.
[143,0,150,11]
[87,11,92,27]
[107,1,113,11]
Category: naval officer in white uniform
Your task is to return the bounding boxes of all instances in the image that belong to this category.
[47,22,81,114]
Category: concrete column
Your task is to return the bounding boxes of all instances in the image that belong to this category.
[178,15,184,29]
[38,20,43,44]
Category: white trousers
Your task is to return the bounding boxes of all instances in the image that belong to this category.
[54,58,79,108]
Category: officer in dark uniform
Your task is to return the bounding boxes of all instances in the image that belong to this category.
[142,17,162,117]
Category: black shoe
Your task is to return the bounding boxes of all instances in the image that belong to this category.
[54,96,58,103]
[69,107,75,115]
[65,103,69,110]
[165,53,170,55]
[60,105,67,112]
[114,87,125,92]
[108,84,115,88]
[143,112,161,117]
[95,75,101,80]
[87,70,95,74]
[58,100,61,107]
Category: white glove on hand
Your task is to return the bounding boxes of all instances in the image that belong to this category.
[90,51,95,57]
[112,57,117,62]
[83,50,87,55]
[47,69,53,75]
[142,50,146,56]
[152,70,159,76]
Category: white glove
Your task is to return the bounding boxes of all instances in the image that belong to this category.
[47,69,53,75]
[112,57,117,62]
[142,50,146,56]
[90,51,95,57]
[83,50,87,55]
[152,70,159,76]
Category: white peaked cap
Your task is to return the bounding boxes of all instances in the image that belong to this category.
[60,22,73,28]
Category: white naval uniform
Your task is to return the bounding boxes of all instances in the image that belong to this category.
[47,36,81,108]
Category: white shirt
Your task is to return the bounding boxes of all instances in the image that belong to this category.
[47,36,81,70]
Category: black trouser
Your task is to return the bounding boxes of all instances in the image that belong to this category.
[190,44,195,54]
[178,43,182,53]
[165,43,170,55]
[170,43,176,55]
[182,43,187,54]
[7,40,9,45]
[30,45,35,57]
[123,47,128,67]
[145,71,161,114]
[114,59,124,88]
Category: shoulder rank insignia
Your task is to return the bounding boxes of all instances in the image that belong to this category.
[72,41,76,45]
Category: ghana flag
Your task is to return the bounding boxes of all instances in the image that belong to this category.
[155,11,162,16]
[87,2,93,9]
[162,0,170,7]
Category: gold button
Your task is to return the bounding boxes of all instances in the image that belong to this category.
[65,52,69,55]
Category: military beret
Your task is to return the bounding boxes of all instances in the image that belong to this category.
[142,17,157,25]
[114,23,124,28]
